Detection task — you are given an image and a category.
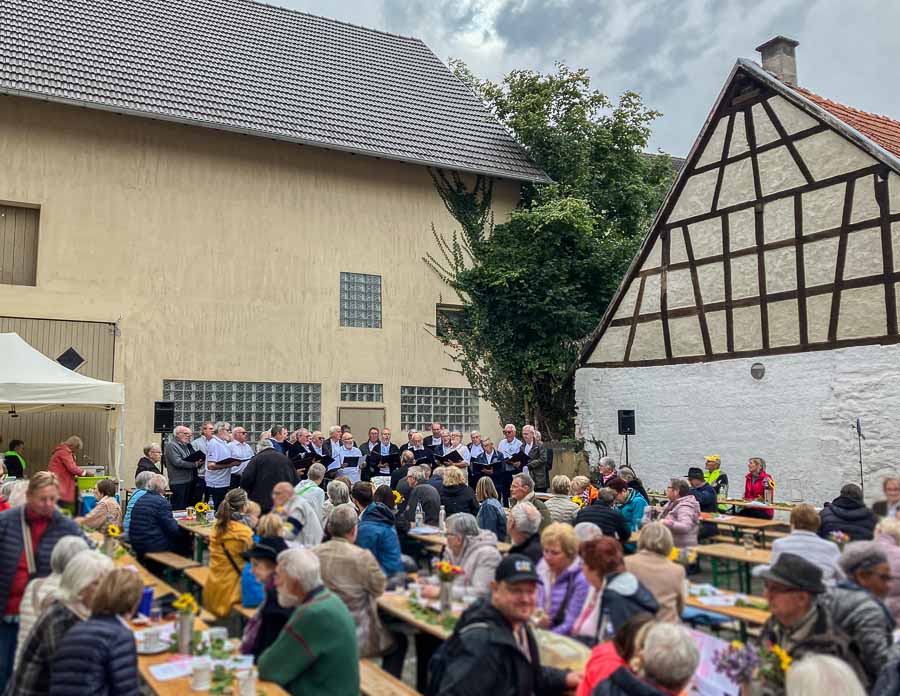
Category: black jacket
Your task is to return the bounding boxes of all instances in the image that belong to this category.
[819,495,878,541]
[601,572,659,633]
[240,448,298,513]
[0,507,84,612]
[431,598,567,696]
[135,456,162,478]
[441,483,479,517]
[129,490,182,559]
[593,666,672,696]
[509,533,543,564]
[49,614,139,695]
[250,582,293,663]
[628,479,650,506]
[575,503,632,543]
[391,464,411,490]
[361,442,401,481]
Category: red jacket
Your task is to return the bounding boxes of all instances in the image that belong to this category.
[47,444,85,503]
[576,640,626,696]
[744,470,775,519]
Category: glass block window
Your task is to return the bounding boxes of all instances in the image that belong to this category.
[340,383,384,402]
[400,386,480,432]
[162,380,321,440]
[340,272,382,328]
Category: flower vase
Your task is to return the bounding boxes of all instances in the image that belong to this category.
[176,613,194,655]
[439,580,453,616]
[101,536,117,557]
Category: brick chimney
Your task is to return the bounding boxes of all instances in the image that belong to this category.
[755,36,799,86]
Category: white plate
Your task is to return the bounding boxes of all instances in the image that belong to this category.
[137,642,170,655]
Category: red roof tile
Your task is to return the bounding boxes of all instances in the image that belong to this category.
[792,85,900,159]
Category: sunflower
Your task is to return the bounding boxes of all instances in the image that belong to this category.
[193,502,210,514]
[771,644,792,673]
[393,490,403,505]
[172,593,199,614]
[106,523,121,538]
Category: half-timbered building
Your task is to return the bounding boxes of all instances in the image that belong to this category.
[576,37,900,502]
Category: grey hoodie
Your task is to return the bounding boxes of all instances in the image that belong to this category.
[446,530,502,599]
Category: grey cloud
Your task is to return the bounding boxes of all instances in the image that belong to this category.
[493,0,608,54]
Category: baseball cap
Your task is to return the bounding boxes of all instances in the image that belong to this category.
[704,454,721,464]
[495,554,539,584]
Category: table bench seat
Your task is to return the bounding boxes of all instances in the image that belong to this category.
[360,659,420,696]
[144,551,200,571]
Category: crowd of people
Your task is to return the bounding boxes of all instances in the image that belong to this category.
[3,425,900,695]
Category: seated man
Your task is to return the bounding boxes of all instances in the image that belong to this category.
[293,462,327,521]
[403,466,441,527]
[129,473,185,563]
[574,488,631,543]
[508,502,543,564]
[258,548,359,695]
[819,483,878,541]
[509,473,551,531]
[272,482,323,548]
[429,554,579,695]
[350,481,404,577]
[755,553,865,693]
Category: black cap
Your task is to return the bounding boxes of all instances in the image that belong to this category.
[241,536,288,563]
[753,552,825,594]
[687,467,705,481]
[495,554,539,584]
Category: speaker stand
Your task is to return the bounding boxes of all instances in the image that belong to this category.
[624,434,630,469]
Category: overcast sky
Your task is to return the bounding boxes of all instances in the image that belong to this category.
[276,0,899,157]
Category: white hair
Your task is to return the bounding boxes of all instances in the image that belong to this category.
[327,504,359,538]
[50,535,90,575]
[257,437,273,452]
[277,547,322,594]
[510,502,541,536]
[574,522,603,543]
[446,513,480,538]
[326,479,350,505]
[785,655,866,696]
[408,466,426,483]
[328,426,341,436]
[148,474,168,493]
[513,472,534,492]
[57,550,114,603]
[642,623,700,690]
[599,456,616,470]
[134,471,155,490]
[7,480,28,507]
[307,463,326,482]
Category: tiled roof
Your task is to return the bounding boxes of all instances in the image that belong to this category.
[0,0,549,182]
[793,85,900,159]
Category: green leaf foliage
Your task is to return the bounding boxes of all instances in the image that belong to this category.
[431,62,676,437]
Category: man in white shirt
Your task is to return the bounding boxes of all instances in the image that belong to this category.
[191,421,214,505]
[205,421,240,510]
[448,431,471,466]
[424,422,443,451]
[335,432,363,484]
[497,424,522,458]
[323,426,343,459]
[229,425,254,489]
[310,431,325,457]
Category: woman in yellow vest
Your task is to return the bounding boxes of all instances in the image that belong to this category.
[203,487,254,617]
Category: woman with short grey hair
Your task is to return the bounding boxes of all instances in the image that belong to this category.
[650,478,700,548]
[639,623,700,693]
[544,475,580,525]
[425,513,501,599]
[786,654,865,696]
[136,443,163,477]
[322,479,350,523]
[624,522,685,622]
[823,541,895,686]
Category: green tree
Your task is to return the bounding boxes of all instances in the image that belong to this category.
[428,62,675,438]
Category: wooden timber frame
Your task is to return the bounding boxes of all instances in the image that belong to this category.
[580,58,900,369]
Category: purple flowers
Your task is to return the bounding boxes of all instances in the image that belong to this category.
[712,641,761,685]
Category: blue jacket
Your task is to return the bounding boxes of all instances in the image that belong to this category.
[49,614,139,695]
[122,488,147,541]
[0,507,84,613]
[128,490,182,558]
[616,489,648,533]
[689,483,719,515]
[356,503,403,576]
[476,498,507,540]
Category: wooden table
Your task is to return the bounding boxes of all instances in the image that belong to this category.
[133,617,289,696]
[377,592,589,671]
[177,518,213,562]
[116,550,178,599]
[700,513,787,547]
[693,543,772,594]
[684,585,770,640]
[409,531,512,554]
[647,492,801,514]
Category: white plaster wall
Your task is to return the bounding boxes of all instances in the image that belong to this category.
[575,343,900,504]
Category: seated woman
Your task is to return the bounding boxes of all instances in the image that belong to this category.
[544,475,580,525]
[578,536,658,643]
[623,522,685,622]
[321,479,350,525]
[873,477,900,518]
[203,488,254,618]
[422,513,502,599]
[822,542,896,688]
[650,478,699,548]
[740,456,775,520]
[10,550,113,695]
[74,478,122,529]
[475,477,507,540]
[570,476,598,507]
[575,613,656,696]
[876,517,900,624]
[440,467,479,516]
[771,503,841,585]
[240,536,292,662]
[49,567,144,695]
[536,523,590,636]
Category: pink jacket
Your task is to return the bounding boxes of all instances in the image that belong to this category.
[876,533,900,624]
[660,495,700,547]
[47,444,85,503]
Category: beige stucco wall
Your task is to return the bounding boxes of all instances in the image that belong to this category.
[0,96,519,480]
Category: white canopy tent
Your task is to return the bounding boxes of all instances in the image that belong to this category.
[0,332,126,480]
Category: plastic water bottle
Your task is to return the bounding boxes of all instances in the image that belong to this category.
[206,495,215,523]
[415,503,424,529]
[439,505,446,532]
